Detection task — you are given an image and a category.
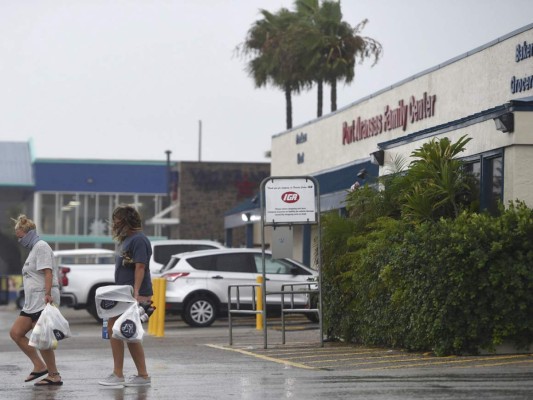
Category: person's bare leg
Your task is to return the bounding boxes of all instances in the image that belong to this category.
[127,342,148,377]
[38,349,61,383]
[9,316,47,379]
[108,316,125,377]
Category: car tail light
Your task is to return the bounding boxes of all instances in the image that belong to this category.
[164,272,190,282]
[59,267,70,287]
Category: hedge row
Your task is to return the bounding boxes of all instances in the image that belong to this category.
[321,202,533,355]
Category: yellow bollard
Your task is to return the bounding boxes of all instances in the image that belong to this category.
[148,279,157,335]
[148,278,166,337]
[156,278,166,337]
[256,275,263,330]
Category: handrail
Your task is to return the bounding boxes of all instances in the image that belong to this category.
[279,282,320,345]
[227,283,262,345]
[227,280,322,347]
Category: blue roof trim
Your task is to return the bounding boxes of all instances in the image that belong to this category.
[35,158,171,166]
[314,160,377,194]
[378,97,533,150]
[224,196,260,216]
[225,160,378,215]
[34,161,168,193]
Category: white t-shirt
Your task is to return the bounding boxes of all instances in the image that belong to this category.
[22,241,60,313]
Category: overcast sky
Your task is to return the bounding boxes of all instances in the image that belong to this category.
[1,0,532,163]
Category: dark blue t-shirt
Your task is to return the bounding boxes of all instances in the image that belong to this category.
[115,232,153,296]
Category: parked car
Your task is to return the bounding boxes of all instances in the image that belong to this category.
[16,248,115,310]
[149,239,224,273]
[158,248,318,327]
[59,240,224,320]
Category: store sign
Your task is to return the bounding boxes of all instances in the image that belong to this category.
[511,40,533,94]
[264,178,316,224]
[342,92,437,145]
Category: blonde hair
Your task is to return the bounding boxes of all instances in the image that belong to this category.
[13,214,36,233]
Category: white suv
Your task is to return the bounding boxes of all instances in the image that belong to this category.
[149,239,225,273]
[158,248,318,327]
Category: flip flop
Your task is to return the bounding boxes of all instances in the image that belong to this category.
[25,370,48,382]
[34,378,63,386]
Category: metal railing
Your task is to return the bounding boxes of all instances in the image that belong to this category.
[227,283,263,345]
[227,280,322,347]
[269,282,321,345]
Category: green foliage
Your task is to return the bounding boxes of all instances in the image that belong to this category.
[322,135,533,355]
[324,202,533,355]
[402,135,474,222]
[238,1,382,124]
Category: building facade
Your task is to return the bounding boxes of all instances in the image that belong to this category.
[0,148,270,256]
[270,24,533,266]
[172,161,270,246]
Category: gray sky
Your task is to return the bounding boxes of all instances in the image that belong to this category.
[1,0,532,163]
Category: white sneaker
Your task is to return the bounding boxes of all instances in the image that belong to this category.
[125,375,151,387]
[98,373,125,386]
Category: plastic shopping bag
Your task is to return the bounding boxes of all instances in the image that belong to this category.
[112,302,144,343]
[29,304,71,350]
[95,285,136,319]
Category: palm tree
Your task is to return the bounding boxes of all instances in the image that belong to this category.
[240,8,307,129]
[295,0,382,115]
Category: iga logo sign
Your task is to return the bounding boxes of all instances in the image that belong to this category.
[281,192,299,203]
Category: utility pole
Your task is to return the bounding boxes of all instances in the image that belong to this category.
[165,149,172,238]
[198,120,202,162]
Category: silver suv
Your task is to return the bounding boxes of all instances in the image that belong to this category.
[158,248,318,327]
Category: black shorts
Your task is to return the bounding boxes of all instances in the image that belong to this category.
[20,310,43,322]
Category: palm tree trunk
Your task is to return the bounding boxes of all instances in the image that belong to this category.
[285,84,292,129]
[330,79,337,112]
[317,79,323,118]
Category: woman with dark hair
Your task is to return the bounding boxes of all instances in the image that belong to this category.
[99,205,153,387]
[10,214,63,386]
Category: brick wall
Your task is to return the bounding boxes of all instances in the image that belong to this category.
[172,162,269,244]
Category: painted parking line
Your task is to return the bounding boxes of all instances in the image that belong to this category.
[207,342,533,371]
[205,343,318,370]
[362,354,533,371]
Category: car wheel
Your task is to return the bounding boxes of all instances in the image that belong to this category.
[87,300,102,323]
[183,295,217,327]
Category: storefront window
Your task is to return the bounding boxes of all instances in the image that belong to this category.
[487,156,503,215]
[40,193,57,234]
[39,192,165,241]
[96,194,111,237]
[463,151,503,214]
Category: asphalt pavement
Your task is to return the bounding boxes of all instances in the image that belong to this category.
[1,303,532,400]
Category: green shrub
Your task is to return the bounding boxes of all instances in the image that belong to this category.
[322,201,533,355]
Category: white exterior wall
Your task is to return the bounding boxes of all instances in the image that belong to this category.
[270,25,533,265]
[503,112,533,207]
[272,26,533,178]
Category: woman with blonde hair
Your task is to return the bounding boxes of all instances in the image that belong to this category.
[9,214,63,386]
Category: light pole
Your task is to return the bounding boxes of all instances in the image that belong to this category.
[165,150,172,238]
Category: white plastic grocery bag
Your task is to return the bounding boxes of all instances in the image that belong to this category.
[29,304,71,350]
[95,285,136,319]
[111,302,144,342]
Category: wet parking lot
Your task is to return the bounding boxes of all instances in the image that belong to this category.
[1,304,532,399]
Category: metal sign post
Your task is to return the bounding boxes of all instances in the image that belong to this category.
[260,176,323,349]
